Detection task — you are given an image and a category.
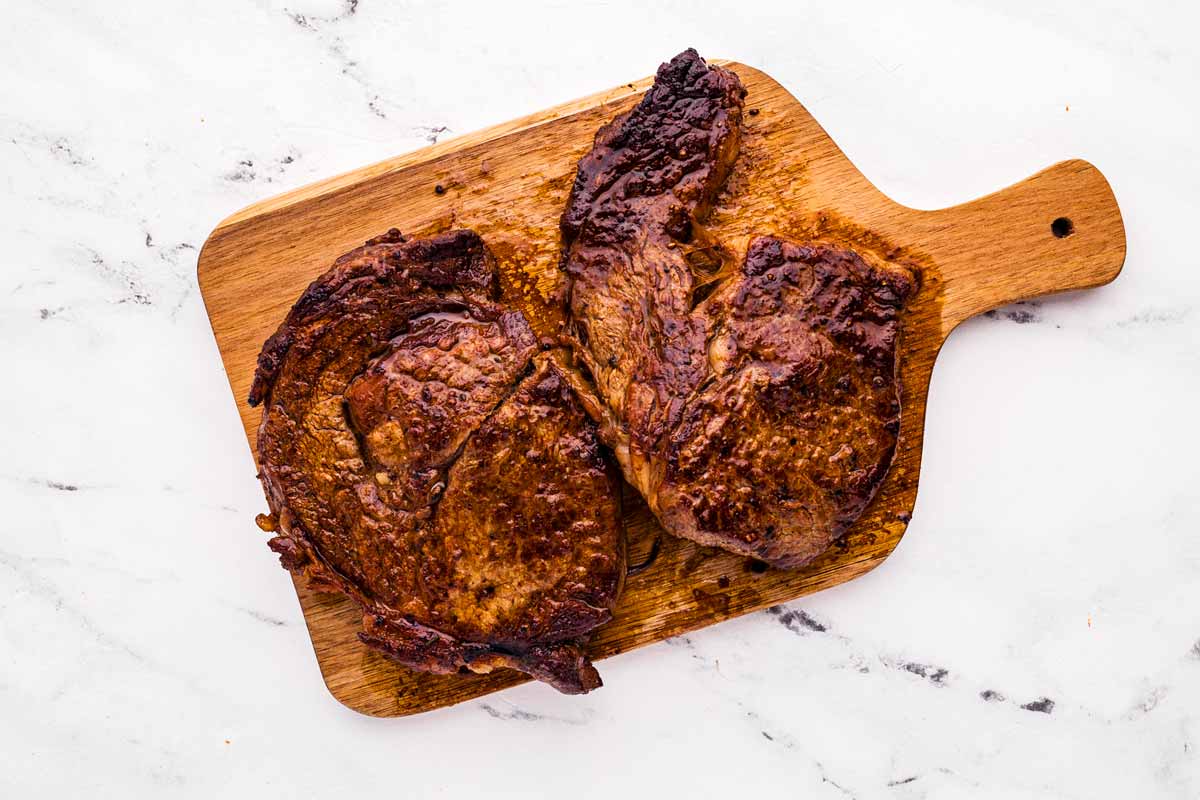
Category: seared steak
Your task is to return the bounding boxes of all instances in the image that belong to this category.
[249,229,624,693]
[560,50,915,568]
[657,237,914,566]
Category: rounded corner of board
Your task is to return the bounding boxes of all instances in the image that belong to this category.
[855,518,913,573]
[195,210,251,292]
[853,540,905,580]
[318,679,397,718]
[310,652,409,718]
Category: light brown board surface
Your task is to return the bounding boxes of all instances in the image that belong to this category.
[198,62,1126,716]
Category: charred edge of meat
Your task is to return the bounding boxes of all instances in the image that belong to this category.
[358,615,603,695]
[560,48,746,252]
[248,229,499,406]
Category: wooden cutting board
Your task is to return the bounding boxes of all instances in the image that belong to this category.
[198,60,1125,716]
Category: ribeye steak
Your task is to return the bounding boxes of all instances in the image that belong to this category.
[249,229,624,693]
[560,49,916,568]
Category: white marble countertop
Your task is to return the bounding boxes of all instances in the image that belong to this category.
[3,1,1198,796]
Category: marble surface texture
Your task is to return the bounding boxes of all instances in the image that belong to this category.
[2,1,1198,797]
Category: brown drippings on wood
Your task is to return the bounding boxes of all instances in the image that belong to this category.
[692,587,731,615]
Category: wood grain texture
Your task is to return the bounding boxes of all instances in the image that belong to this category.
[197,61,1125,717]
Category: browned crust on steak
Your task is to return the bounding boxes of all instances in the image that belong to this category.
[559,50,916,569]
[560,48,745,487]
[659,236,914,567]
[250,229,623,693]
[249,227,498,407]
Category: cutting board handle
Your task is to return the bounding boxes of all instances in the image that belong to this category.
[917,159,1126,330]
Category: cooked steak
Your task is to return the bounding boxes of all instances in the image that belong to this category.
[657,237,915,566]
[560,49,915,568]
[249,229,624,693]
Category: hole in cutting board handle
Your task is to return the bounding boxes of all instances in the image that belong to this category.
[1051,217,1075,238]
